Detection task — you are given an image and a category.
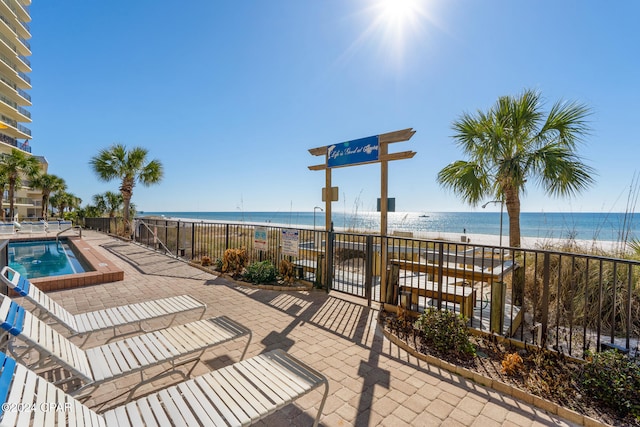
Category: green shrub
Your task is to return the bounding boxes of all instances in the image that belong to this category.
[414,307,475,357]
[243,261,277,284]
[580,350,640,417]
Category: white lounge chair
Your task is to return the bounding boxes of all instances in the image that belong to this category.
[1,266,207,345]
[0,347,328,426]
[0,295,252,396]
[45,220,60,232]
[28,221,46,233]
[0,223,14,235]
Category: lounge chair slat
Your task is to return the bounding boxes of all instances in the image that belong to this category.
[112,406,129,426]
[143,394,172,426]
[123,401,145,427]
[15,364,37,427]
[194,375,243,426]
[156,388,189,427]
[218,366,270,420]
[115,339,143,371]
[177,380,224,426]
[102,410,118,427]
[30,373,47,427]
[43,378,57,427]
[126,335,152,366]
[100,342,127,375]
[135,333,167,361]
[157,325,191,352]
[130,398,159,427]
[199,370,253,425]
[166,386,202,426]
[242,356,301,400]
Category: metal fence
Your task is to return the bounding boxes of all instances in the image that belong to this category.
[84,216,640,359]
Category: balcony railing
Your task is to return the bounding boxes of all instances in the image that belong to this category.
[17,139,29,152]
[17,55,29,68]
[17,71,29,84]
[17,88,30,102]
[17,105,29,118]
[17,37,29,51]
[17,123,29,136]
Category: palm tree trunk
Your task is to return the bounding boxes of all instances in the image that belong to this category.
[120,178,134,237]
[505,186,525,306]
[122,195,131,236]
[8,182,15,221]
[505,187,521,248]
[42,194,49,220]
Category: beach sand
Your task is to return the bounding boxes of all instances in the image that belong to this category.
[415,231,624,254]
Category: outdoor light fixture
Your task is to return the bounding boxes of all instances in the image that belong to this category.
[482,199,504,247]
[313,206,323,230]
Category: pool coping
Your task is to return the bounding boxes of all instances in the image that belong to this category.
[9,236,124,292]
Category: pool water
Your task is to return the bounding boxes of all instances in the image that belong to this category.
[9,240,90,279]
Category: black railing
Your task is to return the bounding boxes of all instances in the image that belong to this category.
[84,216,640,359]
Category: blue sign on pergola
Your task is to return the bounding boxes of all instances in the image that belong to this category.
[327,135,379,168]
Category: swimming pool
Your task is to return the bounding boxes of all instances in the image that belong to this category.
[9,239,91,279]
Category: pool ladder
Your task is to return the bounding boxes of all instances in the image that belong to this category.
[56,225,82,242]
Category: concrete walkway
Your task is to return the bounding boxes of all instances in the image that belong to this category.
[35,231,579,426]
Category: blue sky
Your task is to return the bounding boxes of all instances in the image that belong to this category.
[28,0,640,214]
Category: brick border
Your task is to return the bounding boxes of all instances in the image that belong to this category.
[379,314,606,427]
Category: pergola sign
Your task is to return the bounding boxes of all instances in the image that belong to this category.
[308,128,416,232]
[308,128,417,294]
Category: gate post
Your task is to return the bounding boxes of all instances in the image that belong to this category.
[540,253,551,345]
[365,235,373,306]
[325,230,334,292]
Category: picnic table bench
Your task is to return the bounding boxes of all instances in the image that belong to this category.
[399,281,476,318]
[391,258,515,285]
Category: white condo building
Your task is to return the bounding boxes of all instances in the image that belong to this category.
[0,0,45,220]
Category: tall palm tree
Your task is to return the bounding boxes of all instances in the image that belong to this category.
[90,144,163,236]
[30,173,66,220]
[0,169,7,221]
[0,149,41,220]
[437,89,596,248]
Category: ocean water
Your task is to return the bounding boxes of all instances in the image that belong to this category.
[140,211,639,243]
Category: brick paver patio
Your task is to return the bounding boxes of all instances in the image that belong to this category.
[21,230,582,426]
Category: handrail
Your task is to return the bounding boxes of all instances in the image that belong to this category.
[56,225,82,242]
[135,220,176,258]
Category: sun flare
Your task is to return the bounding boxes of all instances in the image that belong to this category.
[370,0,431,64]
[378,0,422,26]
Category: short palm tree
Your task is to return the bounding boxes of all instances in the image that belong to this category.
[438,89,596,248]
[93,191,123,218]
[0,149,42,220]
[90,144,163,236]
[30,173,66,220]
[50,191,81,218]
